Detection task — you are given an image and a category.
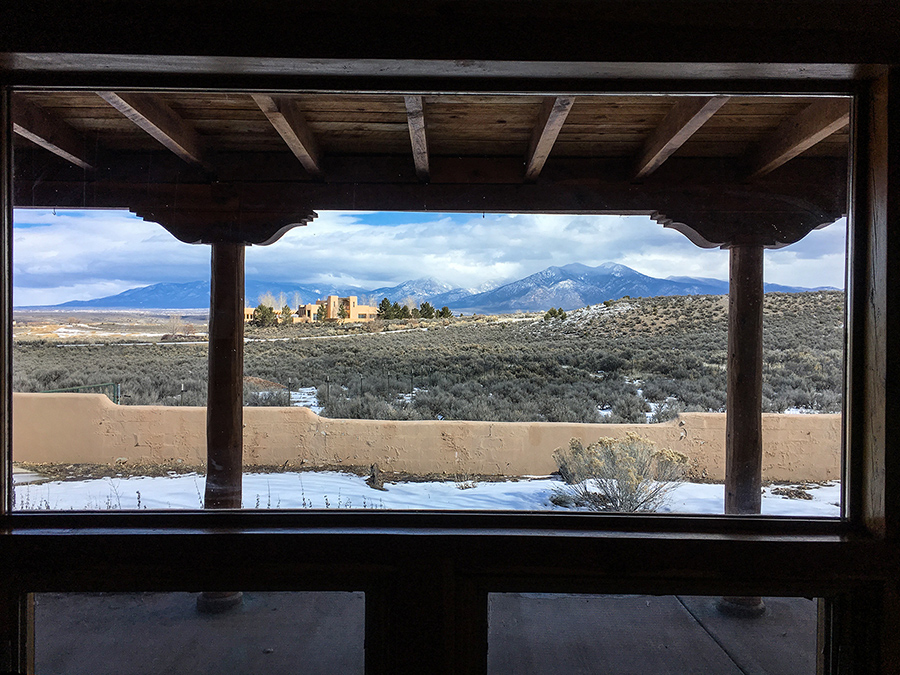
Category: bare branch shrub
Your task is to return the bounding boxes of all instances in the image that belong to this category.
[552,433,688,512]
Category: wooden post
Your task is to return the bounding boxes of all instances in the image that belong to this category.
[204,242,245,510]
[721,244,766,618]
[725,244,764,515]
[199,242,245,613]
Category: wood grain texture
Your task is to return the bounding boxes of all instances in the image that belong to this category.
[12,97,93,170]
[524,96,574,182]
[725,246,764,515]
[746,98,850,178]
[251,94,322,177]
[96,92,204,165]
[404,96,430,182]
[205,243,244,510]
[9,92,851,161]
[633,97,728,178]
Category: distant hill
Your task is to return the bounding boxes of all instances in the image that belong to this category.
[53,280,362,310]
[38,264,837,312]
[666,275,836,295]
[450,263,838,313]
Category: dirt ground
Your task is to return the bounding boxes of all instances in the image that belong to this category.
[13,309,209,342]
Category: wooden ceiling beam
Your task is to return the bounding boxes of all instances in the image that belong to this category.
[251,94,322,178]
[15,154,846,251]
[524,96,575,182]
[633,96,729,179]
[12,97,94,170]
[404,96,430,182]
[97,92,205,166]
[746,98,849,178]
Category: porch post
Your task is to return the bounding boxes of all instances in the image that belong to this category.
[197,242,245,613]
[725,244,765,515]
[204,241,245,510]
[720,244,766,616]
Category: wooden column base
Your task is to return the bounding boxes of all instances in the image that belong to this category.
[197,591,244,614]
[718,596,766,618]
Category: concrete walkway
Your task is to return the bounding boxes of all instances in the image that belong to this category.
[35,592,815,674]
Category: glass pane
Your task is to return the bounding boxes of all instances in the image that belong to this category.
[12,90,847,515]
[34,592,364,674]
[488,593,817,674]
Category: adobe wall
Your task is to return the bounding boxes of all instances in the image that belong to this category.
[12,393,841,482]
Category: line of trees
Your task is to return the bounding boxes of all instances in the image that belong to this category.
[376,298,451,320]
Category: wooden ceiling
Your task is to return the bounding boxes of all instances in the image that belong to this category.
[13,91,849,183]
[11,90,851,249]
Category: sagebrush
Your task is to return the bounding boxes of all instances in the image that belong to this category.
[13,291,843,418]
[552,433,689,512]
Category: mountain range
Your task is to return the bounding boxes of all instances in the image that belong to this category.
[41,262,836,314]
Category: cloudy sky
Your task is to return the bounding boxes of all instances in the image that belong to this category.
[12,209,847,306]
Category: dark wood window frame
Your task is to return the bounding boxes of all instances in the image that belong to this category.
[1,32,899,675]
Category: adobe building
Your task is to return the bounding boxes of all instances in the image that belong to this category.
[244,296,377,324]
[297,296,379,323]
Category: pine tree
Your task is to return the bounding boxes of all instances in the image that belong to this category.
[251,304,277,327]
[377,297,393,319]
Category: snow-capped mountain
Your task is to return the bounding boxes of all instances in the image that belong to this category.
[366,277,457,304]
[448,262,717,312]
[448,263,838,313]
[36,264,836,312]
[51,280,364,310]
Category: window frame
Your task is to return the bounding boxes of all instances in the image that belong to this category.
[1,66,897,674]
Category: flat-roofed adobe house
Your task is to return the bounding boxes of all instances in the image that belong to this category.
[298,296,379,323]
[2,2,900,673]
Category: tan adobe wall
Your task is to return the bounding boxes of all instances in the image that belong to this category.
[12,393,841,481]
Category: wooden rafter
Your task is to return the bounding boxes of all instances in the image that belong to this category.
[746,98,849,178]
[524,96,575,182]
[633,96,729,179]
[97,92,205,166]
[12,97,94,170]
[251,94,322,177]
[404,96,430,182]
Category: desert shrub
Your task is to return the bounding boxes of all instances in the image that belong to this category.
[243,388,290,406]
[650,398,685,423]
[552,433,688,512]
[12,291,843,419]
[608,395,649,423]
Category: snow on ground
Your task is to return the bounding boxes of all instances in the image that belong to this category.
[11,471,841,516]
[290,386,323,413]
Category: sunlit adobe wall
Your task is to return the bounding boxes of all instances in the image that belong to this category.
[12,393,840,481]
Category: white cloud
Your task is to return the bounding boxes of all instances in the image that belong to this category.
[14,209,209,304]
[253,212,735,289]
[13,209,847,305]
[765,218,847,289]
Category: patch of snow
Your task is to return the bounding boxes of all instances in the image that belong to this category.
[290,386,322,414]
[11,471,841,517]
[396,387,427,405]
